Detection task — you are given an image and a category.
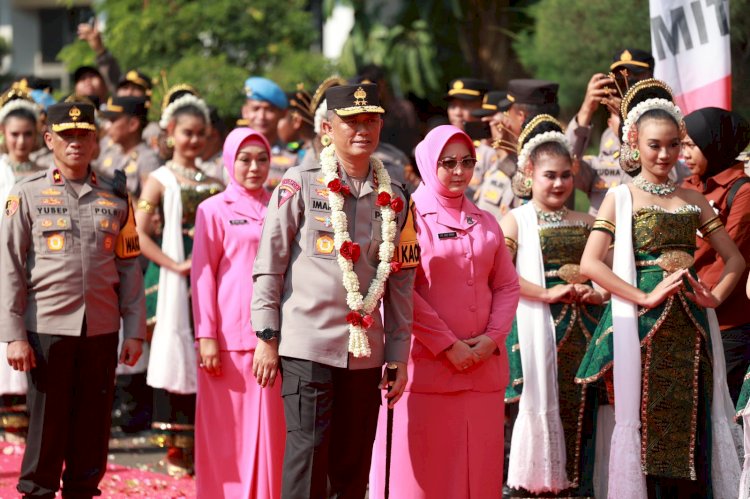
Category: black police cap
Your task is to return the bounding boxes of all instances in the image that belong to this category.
[102,96,149,120]
[444,78,490,101]
[118,70,153,93]
[325,83,384,117]
[471,90,510,117]
[610,48,655,73]
[47,102,97,133]
[500,79,559,108]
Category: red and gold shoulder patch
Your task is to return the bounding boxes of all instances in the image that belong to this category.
[5,195,20,217]
[278,178,301,208]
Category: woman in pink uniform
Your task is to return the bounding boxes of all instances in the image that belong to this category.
[191,127,285,498]
[370,125,520,498]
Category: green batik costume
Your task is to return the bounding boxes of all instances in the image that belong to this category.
[144,183,222,324]
[505,221,603,496]
[575,205,714,491]
[736,368,750,420]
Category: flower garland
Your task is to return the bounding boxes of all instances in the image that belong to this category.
[320,143,403,357]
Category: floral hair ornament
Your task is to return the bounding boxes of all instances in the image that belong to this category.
[0,80,40,124]
[0,98,40,124]
[512,114,570,198]
[159,92,211,130]
[618,79,683,173]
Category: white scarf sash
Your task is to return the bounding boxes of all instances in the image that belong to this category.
[507,202,570,492]
[146,167,197,394]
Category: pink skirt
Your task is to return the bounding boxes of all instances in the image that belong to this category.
[195,350,285,499]
[369,390,505,499]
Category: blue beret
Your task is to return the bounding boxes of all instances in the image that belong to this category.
[30,89,57,111]
[244,77,288,110]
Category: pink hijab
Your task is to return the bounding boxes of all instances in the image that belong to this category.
[411,124,477,223]
[222,126,271,196]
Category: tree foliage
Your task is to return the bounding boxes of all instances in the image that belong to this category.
[57,0,334,118]
[514,0,651,115]
[333,0,524,101]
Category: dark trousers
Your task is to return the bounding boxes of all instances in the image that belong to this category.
[17,331,119,499]
[722,323,750,405]
[280,357,382,499]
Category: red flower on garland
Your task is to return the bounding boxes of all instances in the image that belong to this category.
[346,310,362,326]
[339,241,361,263]
[345,311,375,329]
[327,179,342,193]
[341,184,351,196]
[376,192,392,207]
[361,314,374,329]
[390,261,402,273]
[390,196,404,212]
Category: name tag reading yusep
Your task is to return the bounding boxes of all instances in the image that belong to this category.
[438,232,457,240]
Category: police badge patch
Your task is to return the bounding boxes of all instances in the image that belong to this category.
[278,178,301,208]
[5,195,19,217]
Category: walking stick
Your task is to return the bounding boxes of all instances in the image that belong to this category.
[384,362,398,499]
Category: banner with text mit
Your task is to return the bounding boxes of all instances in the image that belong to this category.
[650,0,731,113]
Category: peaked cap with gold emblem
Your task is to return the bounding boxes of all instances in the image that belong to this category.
[47,102,97,132]
[443,78,490,101]
[325,83,385,117]
[610,48,654,73]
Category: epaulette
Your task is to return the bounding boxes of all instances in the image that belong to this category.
[15,170,47,186]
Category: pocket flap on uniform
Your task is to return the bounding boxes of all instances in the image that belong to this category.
[38,215,72,232]
[281,374,300,396]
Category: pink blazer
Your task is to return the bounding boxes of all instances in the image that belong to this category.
[191,186,271,351]
[407,197,520,394]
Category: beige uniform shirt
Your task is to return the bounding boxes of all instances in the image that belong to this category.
[252,158,415,369]
[94,138,161,198]
[0,167,147,342]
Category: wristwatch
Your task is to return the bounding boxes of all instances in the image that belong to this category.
[255,328,280,341]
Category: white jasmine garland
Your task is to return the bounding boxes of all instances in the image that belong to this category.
[320,143,398,358]
[517,131,570,170]
[620,98,682,144]
[159,93,211,129]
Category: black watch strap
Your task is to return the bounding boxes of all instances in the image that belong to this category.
[255,328,279,341]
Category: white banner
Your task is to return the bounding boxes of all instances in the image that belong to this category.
[649,0,732,113]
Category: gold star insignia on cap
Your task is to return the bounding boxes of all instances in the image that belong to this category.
[354,86,368,106]
[453,80,465,90]
[69,106,81,121]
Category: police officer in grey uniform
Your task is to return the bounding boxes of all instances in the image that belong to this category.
[251,83,414,499]
[0,102,146,498]
[95,96,161,198]
[472,90,517,219]
[566,48,655,214]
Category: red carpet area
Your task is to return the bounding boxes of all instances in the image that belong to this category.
[0,442,195,498]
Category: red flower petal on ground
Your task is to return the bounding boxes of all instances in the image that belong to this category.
[327,179,342,193]
[390,197,404,212]
[376,192,391,207]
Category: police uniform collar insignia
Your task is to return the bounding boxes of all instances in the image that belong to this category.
[52,169,64,185]
[466,216,476,225]
[90,170,98,185]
